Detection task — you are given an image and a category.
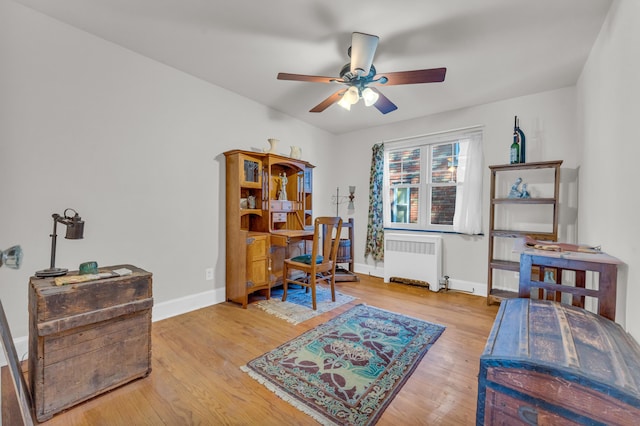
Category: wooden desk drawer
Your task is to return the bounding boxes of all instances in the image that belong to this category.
[269,200,292,211]
[272,212,287,223]
[270,233,288,247]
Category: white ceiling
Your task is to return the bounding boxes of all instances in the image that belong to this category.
[16,0,612,135]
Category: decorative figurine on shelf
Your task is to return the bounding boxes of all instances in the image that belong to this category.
[508,177,531,199]
[278,172,288,201]
[247,195,256,209]
[508,177,523,198]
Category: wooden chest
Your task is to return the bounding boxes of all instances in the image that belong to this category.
[477,298,640,426]
[28,264,153,422]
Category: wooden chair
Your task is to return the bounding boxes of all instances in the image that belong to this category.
[282,217,343,310]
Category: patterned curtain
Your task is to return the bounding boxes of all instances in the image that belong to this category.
[365,143,385,261]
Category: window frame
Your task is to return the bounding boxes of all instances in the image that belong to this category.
[383,130,472,232]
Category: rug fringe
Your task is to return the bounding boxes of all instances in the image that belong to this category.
[240,365,339,426]
[255,289,356,325]
[255,303,300,324]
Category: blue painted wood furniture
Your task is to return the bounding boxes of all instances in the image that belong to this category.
[518,249,621,321]
[477,298,640,425]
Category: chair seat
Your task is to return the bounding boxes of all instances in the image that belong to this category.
[290,254,323,264]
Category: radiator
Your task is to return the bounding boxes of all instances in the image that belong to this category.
[383,231,443,292]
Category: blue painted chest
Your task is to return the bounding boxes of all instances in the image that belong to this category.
[477,298,640,425]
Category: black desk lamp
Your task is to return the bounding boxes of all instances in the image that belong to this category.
[35,208,84,278]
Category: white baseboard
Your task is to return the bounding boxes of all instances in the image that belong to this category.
[444,278,486,297]
[354,262,384,278]
[152,287,225,322]
[354,262,486,297]
[2,335,29,369]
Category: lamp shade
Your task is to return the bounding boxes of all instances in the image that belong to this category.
[338,96,352,110]
[64,213,84,239]
[362,88,379,107]
[344,86,359,104]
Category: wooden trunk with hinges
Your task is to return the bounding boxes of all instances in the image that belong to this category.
[28,264,153,422]
[477,298,640,426]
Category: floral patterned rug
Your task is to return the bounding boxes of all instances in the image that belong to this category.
[241,304,446,425]
[255,286,355,325]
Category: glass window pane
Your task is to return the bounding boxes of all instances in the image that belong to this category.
[389,187,419,224]
[389,148,421,185]
[431,143,459,184]
[243,159,260,183]
[388,161,402,185]
[409,187,419,223]
[431,186,456,225]
[405,159,420,184]
[389,188,407,223]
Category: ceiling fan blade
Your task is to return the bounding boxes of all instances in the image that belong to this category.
[277,73,337,84]
[350,32,379,77]
[376,67,447,86]
[370,88,398,114]
[310,89,347,113]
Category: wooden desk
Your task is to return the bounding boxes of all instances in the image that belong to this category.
[269,229,314,284]
[518,249,621,321]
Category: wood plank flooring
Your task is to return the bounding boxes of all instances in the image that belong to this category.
[31,275,500,425]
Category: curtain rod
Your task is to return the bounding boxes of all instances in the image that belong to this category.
[382,124,484,144]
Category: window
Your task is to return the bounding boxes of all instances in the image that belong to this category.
[383,129,482,232]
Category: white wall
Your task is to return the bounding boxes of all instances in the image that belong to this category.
[0,0,335,340]
[336,87,579,295]
[577,0,640,339]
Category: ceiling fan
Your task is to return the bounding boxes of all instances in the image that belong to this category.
[277,32,446,114]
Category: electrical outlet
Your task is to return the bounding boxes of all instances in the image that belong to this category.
[205,268,214,281]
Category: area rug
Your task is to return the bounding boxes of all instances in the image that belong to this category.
[255,286,355,325]
[241,304,445,425]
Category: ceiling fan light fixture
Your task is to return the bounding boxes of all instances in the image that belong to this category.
[344,86,360,104]
[362,87,379,107]
[337,96,352,110]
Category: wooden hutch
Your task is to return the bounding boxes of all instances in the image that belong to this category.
[224,150,314,307]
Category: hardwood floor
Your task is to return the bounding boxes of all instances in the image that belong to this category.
[25,275,500,425]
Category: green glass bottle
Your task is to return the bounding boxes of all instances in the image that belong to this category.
[510,133,520,164]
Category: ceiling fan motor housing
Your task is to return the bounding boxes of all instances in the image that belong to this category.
[340,63,377,84]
